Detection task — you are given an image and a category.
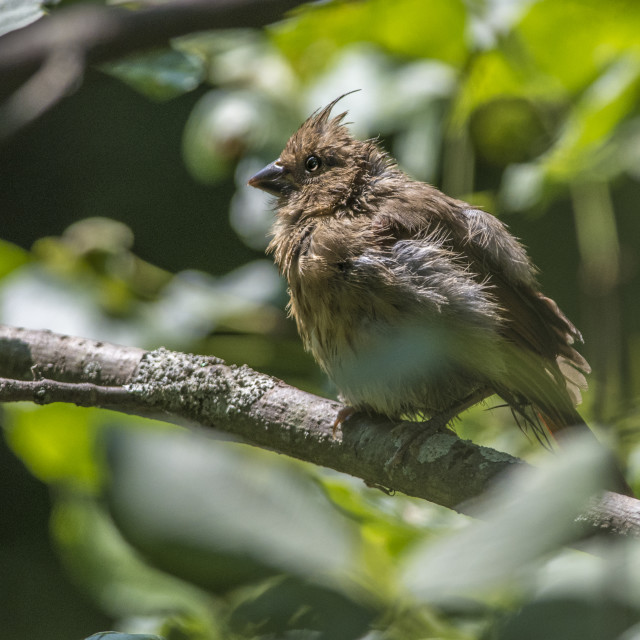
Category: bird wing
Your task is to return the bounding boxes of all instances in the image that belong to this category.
[373,192,590,420]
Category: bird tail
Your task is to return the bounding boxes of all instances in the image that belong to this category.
[496,346,634,497]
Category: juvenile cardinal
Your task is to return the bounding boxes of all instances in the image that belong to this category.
[249,94,630,494]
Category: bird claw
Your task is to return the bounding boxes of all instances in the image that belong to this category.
[332,406,355,439]
[385,412,455,473]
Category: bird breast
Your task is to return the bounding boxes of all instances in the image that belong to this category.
[279,218,503,418]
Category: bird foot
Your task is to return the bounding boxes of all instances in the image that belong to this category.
[332,405,356,439]
[385,412,455,474]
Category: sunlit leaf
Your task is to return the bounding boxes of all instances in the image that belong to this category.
[85,633,165,640]
[542,55,640,181]
[4,404,103,490]
[517,0,640,92]
[273,0,468,76]
[470,97,550,166]
[454,49,562,125]
[0,238,30,279]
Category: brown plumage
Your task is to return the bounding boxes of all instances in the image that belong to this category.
[248,94,629,492]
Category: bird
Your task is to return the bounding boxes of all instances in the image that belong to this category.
[248,93,631,494]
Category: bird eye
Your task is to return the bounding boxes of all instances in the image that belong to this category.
[305,155,321,172]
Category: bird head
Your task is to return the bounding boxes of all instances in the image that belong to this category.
[248,93,394,218]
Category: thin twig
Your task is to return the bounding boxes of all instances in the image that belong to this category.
[0,47,84,139]
[0,376,138,407]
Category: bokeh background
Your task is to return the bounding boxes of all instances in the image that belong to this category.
[1,0,640,638]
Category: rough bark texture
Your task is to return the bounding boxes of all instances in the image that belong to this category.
[0,324,638,534]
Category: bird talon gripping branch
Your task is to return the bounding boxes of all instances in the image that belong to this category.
[332,405,355,439]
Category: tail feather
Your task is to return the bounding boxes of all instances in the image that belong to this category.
[495,344,634,497]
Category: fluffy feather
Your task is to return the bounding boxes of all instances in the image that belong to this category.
[249,94,631,494]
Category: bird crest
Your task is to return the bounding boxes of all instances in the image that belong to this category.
[283,91,360,160]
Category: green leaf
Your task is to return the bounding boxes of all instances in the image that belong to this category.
[53,496,214,624]
[0,238,30,279]
[0,0,44,37]
[230,576,375,640]
[498,595,639,640]
[402,433,615,602]
[517,0,640,93]
[105,429,358,592]
[273,0,468,76]
[85,633,165,640]
[4,404,103,490]
[453,48,562,128]
[103,49,206,101]
[542,55,640,181]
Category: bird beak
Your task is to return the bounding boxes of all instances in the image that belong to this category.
[248,160,289,196]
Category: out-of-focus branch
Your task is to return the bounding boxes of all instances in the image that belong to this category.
[1,323,639,536]
[0,0,307,136]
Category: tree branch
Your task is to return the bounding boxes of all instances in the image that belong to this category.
[1,324,639,536]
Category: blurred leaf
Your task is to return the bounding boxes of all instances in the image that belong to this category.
[454,49,561,125]
[53,495,215,629]
[517,0,640,92]
[273,0,468,76]
[470,98,550,166]
[85,633,165,640]
[142,261,282,349]
[4,404,103,490]
[0,0,44,37]
[180,31,298,100]
[316,476,465,609]
[103,49,206,101]
[543,55,640,181]
[229,576,375,640]
[402,433,614,602]
[499,160,546,211]
[0,238,30,279]
[500,54,640,206]
[106,429,358,592]
[535,537,640,604]
[182,90,278,183]
[498,595,639,640]
[62,217,135,255]
[319,477,427,556]
[0,263,139,346]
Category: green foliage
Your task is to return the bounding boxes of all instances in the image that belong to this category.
[85,633,166,640]
[106,429,359,591]
[2,0,640,638]
[5,404,104,490]
[274,0,468,75]
[103,50,206,102]
[0,239,30,278]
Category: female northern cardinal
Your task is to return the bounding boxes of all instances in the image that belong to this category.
[249,94,631,495]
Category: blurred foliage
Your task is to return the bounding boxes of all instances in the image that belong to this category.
[0,0,43,37]
[2,0,640,638]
